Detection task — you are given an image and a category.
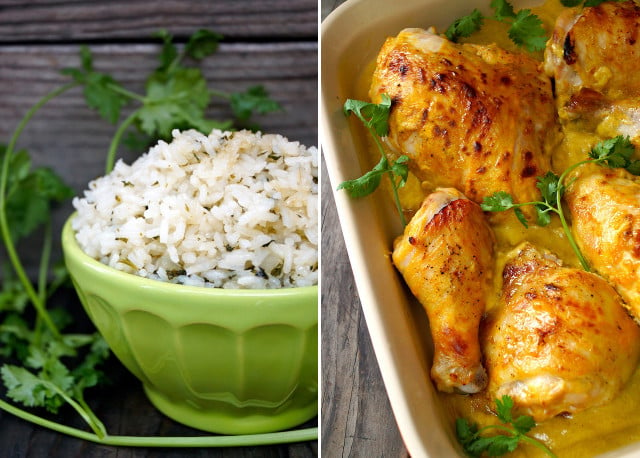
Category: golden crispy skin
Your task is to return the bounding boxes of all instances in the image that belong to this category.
[544,1,640,143]
[482,243,640,422]
[370,28,558,206]
[565,166,640,319]
[392,188,494,393]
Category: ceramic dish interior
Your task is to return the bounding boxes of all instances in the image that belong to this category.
[321,0,640,456]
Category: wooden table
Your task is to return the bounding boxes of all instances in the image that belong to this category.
[320,1,409,456]
[0,2,317,456]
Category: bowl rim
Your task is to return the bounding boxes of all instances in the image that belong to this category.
[61,213,318,298]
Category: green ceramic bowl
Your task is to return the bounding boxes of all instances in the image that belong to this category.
[61,215,318,435]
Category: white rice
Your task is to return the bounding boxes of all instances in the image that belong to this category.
[72,129,318,289]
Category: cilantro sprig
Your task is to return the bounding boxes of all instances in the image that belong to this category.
[446,0,547,52]
[1,318,110,437]
[339,95,409,226]
[62,29,282,173]
[481,135,639,271]
[0,28,285,445]
[456,396,556,457]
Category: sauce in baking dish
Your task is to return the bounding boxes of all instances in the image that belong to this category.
[353,0,640,455]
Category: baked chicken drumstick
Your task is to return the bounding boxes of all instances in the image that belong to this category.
[392,188,494,394]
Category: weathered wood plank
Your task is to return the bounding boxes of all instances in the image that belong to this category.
[320,158,407,457]
[0,0,317,42]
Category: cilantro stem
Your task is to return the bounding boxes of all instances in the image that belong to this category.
[33,219,53,347]
[0,397,317,447]
[555,160,591,272]
[475,425,557,457]
[0,81,80,339]
[52,385,107,438]
[105,108,141,173]
[105,82,146,104]
[371,134,406,227]
[37,219,52,304]
[519,434,558,457]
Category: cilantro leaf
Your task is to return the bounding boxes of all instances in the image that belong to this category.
[445,9,484,42]
[455,396,556,457]
[344,94,392,137]
[491,0,517,20]
[132,30,274,141]
[230,85,283,121]
[583,0,622,6]
[536,171,562,208]
[508,9,548,52]
[589,135,639,173]
[71,335,110,391]
[153,29,179,72]
[487,434,521,455]
[338,95,409,225]
[1,365,45,408]
[446,1,547,52]
[480,191,515,212]
[62,46,129,123]
[0,313,31,359]
[185,29,224,60]
[512,414,536,434]
[0,269,29,314]
[456,417,478,444]
[560,0,583,5]
[0,146,74,241]
[337,156,387,198]
[391,155,410,187]
[137,67,211,139]
[627,160,640,175]
[495,395,515,423]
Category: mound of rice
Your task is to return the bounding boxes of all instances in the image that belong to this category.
[72,129,318,289]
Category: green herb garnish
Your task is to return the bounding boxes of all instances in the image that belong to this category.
[481,135,639,271]
[339,94,409,226]
[456,395,557,457]
[62,29,282,173]
[446,0,547,52]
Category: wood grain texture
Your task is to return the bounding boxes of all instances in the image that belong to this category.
[0,0,317,42]
[320,0,409,456]
[320,158,407,457]
[0,1,318,456]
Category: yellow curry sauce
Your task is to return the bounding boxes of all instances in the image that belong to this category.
[355,0,640,456]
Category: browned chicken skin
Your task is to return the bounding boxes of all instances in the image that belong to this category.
[370,28,558,206]
[392,188,494,393]
[482,243,640,422]
[544,1,640,145]
[565,166,640,319]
